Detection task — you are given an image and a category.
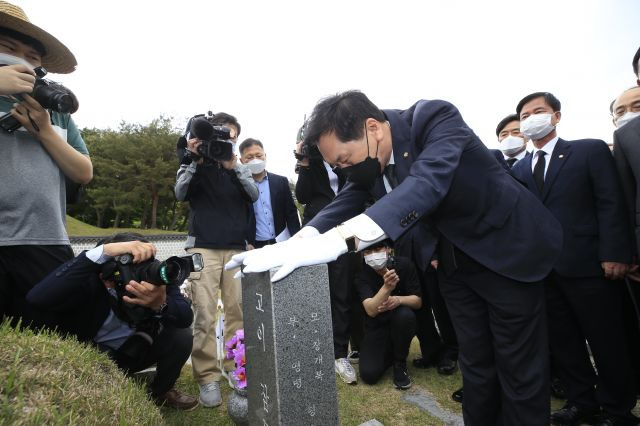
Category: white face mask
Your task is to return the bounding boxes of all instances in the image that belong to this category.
[364,251,387,270]
[246,158,266,174]
[500,135,525,157]
[616,111,640,129]
[520,113,556,140]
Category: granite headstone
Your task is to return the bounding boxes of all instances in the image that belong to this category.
[242,264,339,426]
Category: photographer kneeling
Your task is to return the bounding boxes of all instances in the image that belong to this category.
[355,241,422,389]
[26,233,198,410]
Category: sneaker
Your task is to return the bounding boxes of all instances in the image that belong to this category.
[393,361,412,390]
[335,358,357,384]
[155,388,199,411]
[199,381,222,407]
[347,350,360,364]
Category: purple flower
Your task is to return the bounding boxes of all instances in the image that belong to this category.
[233,344,246,367]
[233,366,247,389]
[235,329,244,341]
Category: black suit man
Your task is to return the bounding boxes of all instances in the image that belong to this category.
[26,234,197,410]
[228,91,563,426]
[612,85,640,400]
[239,138,301,248]
[512,92,635,426]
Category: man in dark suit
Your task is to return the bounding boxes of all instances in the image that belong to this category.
[25,233,197,410]
[239,138,301,248]
[228,91,563,426]
[512,92,636,426]
[496,113,529,168]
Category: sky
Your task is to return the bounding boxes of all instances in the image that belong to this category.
[17,0,640,180]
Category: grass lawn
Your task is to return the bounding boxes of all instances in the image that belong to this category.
[161,338,569,426]
[66,215,185,237]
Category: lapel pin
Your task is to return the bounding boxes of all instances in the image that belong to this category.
[558,154,564,158]
[403,152,409,158]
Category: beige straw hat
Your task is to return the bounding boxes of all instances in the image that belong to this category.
[0,1,76,73]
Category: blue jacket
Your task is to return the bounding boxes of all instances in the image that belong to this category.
[248,172,301,244]
[308,99,563,282]
[26,252,193,342]
[512,138,632,277]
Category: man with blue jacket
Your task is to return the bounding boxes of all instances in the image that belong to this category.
[228,90,563,425]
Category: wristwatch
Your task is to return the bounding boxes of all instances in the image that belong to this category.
[336,224,357,253]
[156,302,168,315]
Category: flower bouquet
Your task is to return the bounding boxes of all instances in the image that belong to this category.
[225,329,246,389]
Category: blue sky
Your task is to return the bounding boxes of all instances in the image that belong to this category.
[18,0,640,179]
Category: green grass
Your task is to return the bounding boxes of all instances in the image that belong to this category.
[66,215,185,237]
[0,321,163,425]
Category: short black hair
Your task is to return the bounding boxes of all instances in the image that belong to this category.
[238,138,264,154]
[0,27,46,56]
[633,46,640,77]
[96,232,149,247]
[495,113,520,137]
[516,92,561,116]
[303,90,386,147]
[211,112,241,136]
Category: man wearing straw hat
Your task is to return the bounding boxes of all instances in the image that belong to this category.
[0,1,93,328]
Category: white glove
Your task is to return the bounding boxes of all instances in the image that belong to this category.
[224,228,348,282]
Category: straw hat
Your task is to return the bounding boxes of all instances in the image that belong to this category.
[0,1,76,73]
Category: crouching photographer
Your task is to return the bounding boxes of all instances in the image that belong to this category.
[26,233,199,410]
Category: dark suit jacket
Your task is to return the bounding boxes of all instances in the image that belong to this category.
[249,172,301,244]
[26,252,193,342]
[295,159,347,225]
[512,138,632,277]
[308,100,563,282]
[614,116,640,256]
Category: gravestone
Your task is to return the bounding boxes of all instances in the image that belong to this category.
[242,264,339,426]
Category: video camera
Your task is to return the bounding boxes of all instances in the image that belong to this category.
[177,111,235,163]
[0,66,79,133]
[102,253,203,323]
[293,117,322,173]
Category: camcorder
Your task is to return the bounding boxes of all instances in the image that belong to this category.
[102,252,203,324]
[0,66,79,133]
[176,111,235,163]
[293,117,322,173]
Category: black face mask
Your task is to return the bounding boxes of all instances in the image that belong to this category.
[341,126,381,188]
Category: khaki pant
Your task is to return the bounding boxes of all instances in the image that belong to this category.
[188,248,243,385]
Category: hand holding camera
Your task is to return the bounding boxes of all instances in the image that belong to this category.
[382,269,399,291]
[103,241,156,263]
[123,280,167,312]
[0,63,35,95]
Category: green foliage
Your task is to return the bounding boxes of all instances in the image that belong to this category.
[0,321,164,425]
[70,117,189,231]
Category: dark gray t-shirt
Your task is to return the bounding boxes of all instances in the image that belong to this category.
[0,97,88,246]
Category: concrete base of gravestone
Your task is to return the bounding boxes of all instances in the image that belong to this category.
[242,264,339,426]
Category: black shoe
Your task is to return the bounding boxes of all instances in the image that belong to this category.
[451,387,463,403]
[550,375,567,400]
[437,358,458,376]
[594,413,640,426]
[550,404,600,426]
[412,353,438,369]
[393,361,412,390]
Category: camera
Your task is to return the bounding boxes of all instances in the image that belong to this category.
[386,253,396,271]
[103,253,203,323]
[176,112,235,163]
[0,66,79,133]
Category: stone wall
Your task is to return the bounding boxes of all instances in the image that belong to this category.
[70,234,188,260]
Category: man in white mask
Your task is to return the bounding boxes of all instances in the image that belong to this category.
[496,113,528,168]
[355,241,421,389]
[239,138,301,249]
[512,91,636,426]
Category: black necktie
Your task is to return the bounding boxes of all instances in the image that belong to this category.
[384,164,399,189]
[506,158,517,168]
[533,151,546,193]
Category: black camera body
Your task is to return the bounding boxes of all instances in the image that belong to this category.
[386,254,396,271]
[102,253,203,324]
[0,66,79,133]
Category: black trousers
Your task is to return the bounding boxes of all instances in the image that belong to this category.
[545,273,636,416]
[0,245,74,328]
[359,305,416,384]
[414,265,458,361]
[327,252,359,359]
[106,326,193,398]
[438,249,549,426]
[621,279,640,392]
